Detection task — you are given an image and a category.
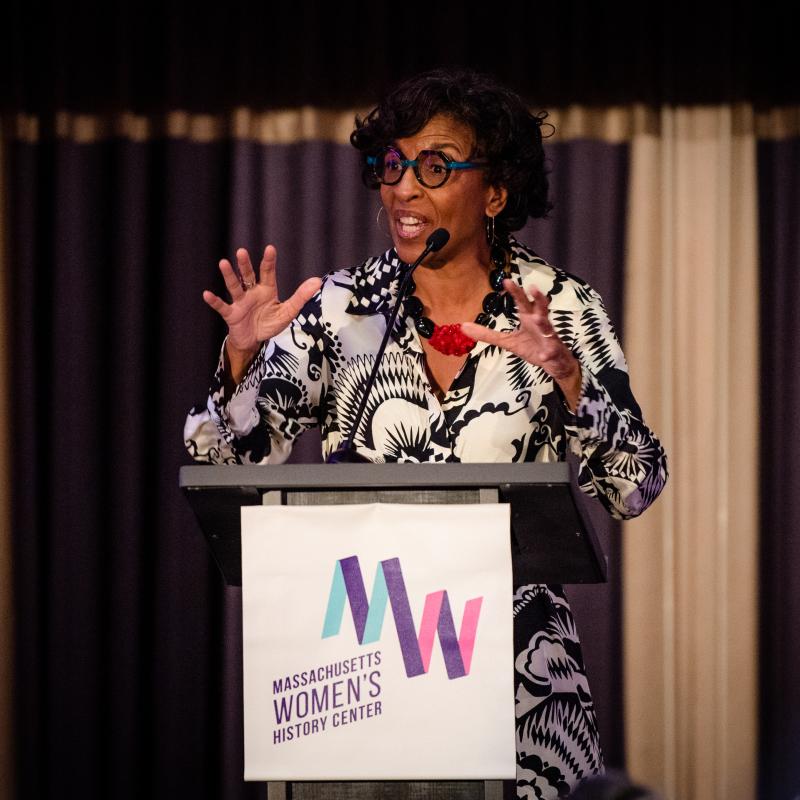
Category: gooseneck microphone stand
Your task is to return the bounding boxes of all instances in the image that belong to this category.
[326,228,450,464]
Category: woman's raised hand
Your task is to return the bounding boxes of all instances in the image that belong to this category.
[460,280,583,410]
[203,245,322,382]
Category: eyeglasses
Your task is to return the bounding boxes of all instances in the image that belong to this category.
[367,147,488,189]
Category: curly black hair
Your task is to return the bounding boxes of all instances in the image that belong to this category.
[350,67,553,234]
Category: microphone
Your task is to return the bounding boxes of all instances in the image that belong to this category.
[327,228,450,463]
[424,227,450,254]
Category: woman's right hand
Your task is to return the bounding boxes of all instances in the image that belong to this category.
[203,245,322,384]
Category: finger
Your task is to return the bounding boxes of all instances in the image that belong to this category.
[460,321,515,348]
[531,310,558,339]
[525,286,557,336]
[202,289,231,316]
[527,284,551,313]
[219,258,245,299]
[258,245,279,293]
[277,276,323,324]
[503,280,535,313]
[236,248,257,287]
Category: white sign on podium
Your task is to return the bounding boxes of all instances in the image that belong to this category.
[241,502,515,781]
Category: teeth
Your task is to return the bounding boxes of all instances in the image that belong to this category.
[395,214,427,238]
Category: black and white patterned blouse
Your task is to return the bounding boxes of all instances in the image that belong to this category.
[184,237,667,798]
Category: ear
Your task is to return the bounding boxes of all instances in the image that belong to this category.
[485,185,508,217]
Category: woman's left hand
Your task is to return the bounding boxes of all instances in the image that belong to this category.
[460,280,583,411]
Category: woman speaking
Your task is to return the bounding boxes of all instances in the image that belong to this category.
[185,67,667,798]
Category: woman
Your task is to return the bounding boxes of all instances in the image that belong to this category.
[185,68,667,798]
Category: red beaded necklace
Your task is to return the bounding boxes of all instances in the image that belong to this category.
[427,323,478,356]
[403,242,514,357]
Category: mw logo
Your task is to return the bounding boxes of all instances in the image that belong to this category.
[321,555,483,680]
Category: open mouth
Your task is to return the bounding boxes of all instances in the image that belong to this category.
[395,213,428,239]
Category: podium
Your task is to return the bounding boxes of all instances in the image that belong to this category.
[180,462,606,799]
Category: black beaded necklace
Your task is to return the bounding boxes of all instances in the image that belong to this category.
[402,241,515,356]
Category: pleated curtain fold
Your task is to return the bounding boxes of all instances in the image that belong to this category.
[0,124,15,800]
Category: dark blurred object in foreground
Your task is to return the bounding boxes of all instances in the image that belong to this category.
[568,769,660,800]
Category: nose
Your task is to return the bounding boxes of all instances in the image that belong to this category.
[394,163,424,199]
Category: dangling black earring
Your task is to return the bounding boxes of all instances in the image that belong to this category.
[486,217,515,317]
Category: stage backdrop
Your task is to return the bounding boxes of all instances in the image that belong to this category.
[1,98,798,800]
[3,109,630,800]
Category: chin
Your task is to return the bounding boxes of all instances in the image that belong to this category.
[392,238,423,264]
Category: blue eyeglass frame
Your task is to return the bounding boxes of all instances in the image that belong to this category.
[367,147,488,188]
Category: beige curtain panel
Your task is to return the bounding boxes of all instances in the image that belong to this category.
[623,105,760,800]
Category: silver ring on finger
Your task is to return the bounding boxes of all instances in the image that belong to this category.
[241,278,256,290]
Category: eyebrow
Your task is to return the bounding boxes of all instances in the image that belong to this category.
[428,142,466,155]
[390,141,466,158]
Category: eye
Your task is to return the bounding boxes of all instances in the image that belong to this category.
[425,156,447,175]
[419,152,449,183]
[421,152,447,169]
[382,149,403,173]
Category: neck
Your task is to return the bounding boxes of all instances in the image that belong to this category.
[412,245,491,312]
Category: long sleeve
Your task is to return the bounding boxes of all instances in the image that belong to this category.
[557,290,668,520]
[184,310,325,465]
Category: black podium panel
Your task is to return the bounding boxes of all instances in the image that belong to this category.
[180,463,606,586]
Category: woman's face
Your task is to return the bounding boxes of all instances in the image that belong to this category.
[379,114,506,268]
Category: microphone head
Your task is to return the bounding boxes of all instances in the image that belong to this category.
[426,228,450,252]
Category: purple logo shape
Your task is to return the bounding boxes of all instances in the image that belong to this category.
[322,555,483,680]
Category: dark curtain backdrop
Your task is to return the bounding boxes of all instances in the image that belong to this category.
[9,133,629,798]
[757,136,800,800]
[3,2,799,112]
